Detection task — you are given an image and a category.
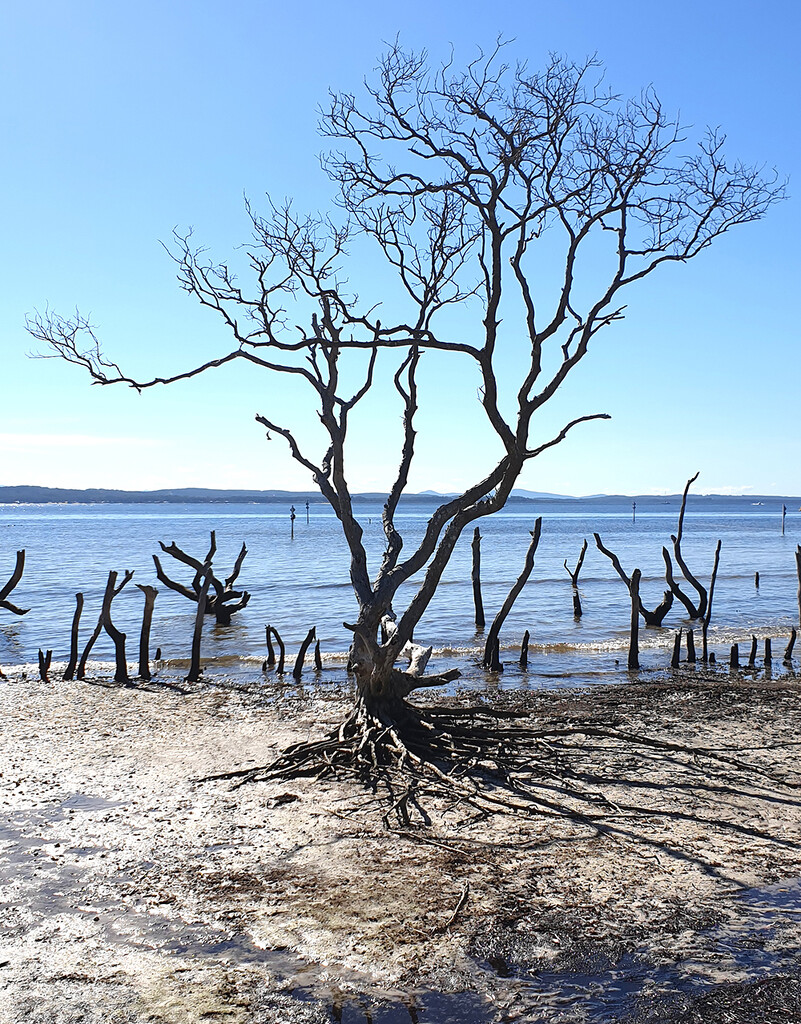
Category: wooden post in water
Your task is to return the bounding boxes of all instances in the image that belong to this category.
[471,527,485,630]
[628,569,641,671]
[784,627,796,664]
[671,630,682,669]
[729,644,739,670]
[748,636,758,668]
[686,629,696,664]
[754,572,760,589]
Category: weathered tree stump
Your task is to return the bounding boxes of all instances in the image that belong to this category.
[701,541,722,664]
[268,625,286,674]
[293,627,317,679]
[63,593,84,681]
[564,538,587,618]
[595,533,673,626]
[38,649,52,682]
[784,627,796,664]
[671,630,682,668]
[748,635,758,668]
[77,570,134,680]
[153,531,250,625]
[483,520,542,670]
[136,584,158,681]
[628,569,641,671]
[729,644,740,670]
[471,527,485,630]
[186,568,212,683]
[0,550,29,616]
[520,629,530,669]
[686,628,696,664]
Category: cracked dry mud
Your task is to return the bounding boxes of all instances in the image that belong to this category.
[2,670,801,1022]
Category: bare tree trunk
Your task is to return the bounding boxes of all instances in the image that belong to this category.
[784,627,796,664]
[520,629,530,669]
[269,625,286,674]
[595,534,673,626]
[483,520,542,670]
[670,474,707,619]
[628,569,641,671]
[748,635,758,668]
[471,527,485,630]
[796,545,801,628]
[701,540,722,664]
[686,628,696,664]
[101,571,130,684]
[0,550,29,615]
[136,585,158,681]
[38,649,52,682]
[564,538,587,619]
[671,631,682,668]
[293,627,317,679]
[77,570,133,679]
[265,625,275,666]
[662,547,700,619]
[186,569,211,683]
[63,592,84,681]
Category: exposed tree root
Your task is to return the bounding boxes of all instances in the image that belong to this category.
[201,697,801,848]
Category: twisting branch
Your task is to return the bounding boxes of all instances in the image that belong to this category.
[0,550,29,616]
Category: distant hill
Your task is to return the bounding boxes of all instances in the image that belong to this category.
[0,484,798,512]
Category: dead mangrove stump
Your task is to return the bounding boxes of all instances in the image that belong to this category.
[564,538,587,618]
[784,627,796,665]
[483,519,542,670]
[136,584,158,681]
[63,593,84,681]
[701,540,722,664]
[265,626,275,666]
[628,569,641,671]
[520,629,530,669]
[293,627,317,679]
[670,473,709,620]
[686,629,696,664]
[186,568,212,683]
[38,649,52,682]
[154,530,250,625]
[671,630,682,669]
[748,636,758,668]
[0,550,29,616]
[77,570,134,681]
[729,644,740,671]
[471,527,485,630]
[267,625,286,674]
[594,533,673,626]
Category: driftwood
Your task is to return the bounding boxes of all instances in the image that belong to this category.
[63,593,84,681]
[668,473,708,619]
[483,519,542,671]
[594,534,673,626]
[471,527,485,630]
[564,538,587,618]
[136,585,158,681]
[77,571,134,680]
[153,531,250,625]
[0,550,29,615]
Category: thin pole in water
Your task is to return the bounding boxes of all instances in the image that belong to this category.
[782,504,787,536]
[306,501,310,524]
[632,501,636,524]
[290,505,296,540]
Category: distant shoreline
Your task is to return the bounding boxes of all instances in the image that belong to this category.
[0,484,799,510]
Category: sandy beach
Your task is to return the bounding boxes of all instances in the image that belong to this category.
[2,665,801,1022]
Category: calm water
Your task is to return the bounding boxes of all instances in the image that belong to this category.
[1,497,799,688]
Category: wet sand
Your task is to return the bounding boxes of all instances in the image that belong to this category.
[2,666,801,1022]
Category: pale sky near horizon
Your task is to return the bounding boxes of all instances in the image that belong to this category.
[1,0,799,498]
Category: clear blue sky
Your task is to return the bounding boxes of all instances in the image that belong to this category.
[2,0,798,496]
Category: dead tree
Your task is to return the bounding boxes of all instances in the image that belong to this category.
[0,550,29,616]
[564,539,588,618]
[594,534,674,626]
[471,527,485,630]
[701,540,722,663]
[483,520,542,671]
[293,627,317,679]
[136,584,158,681]
[77,570,135,681]
[28,44,784,801]
[796,545,801,627]
[186,568,211,683]
[153,531,250,625]
[667,474,710,619]
[63,593,84,681]
[38,649,52,682]
[628,569,641,670]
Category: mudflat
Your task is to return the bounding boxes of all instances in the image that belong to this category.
[2,668,801,1022]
